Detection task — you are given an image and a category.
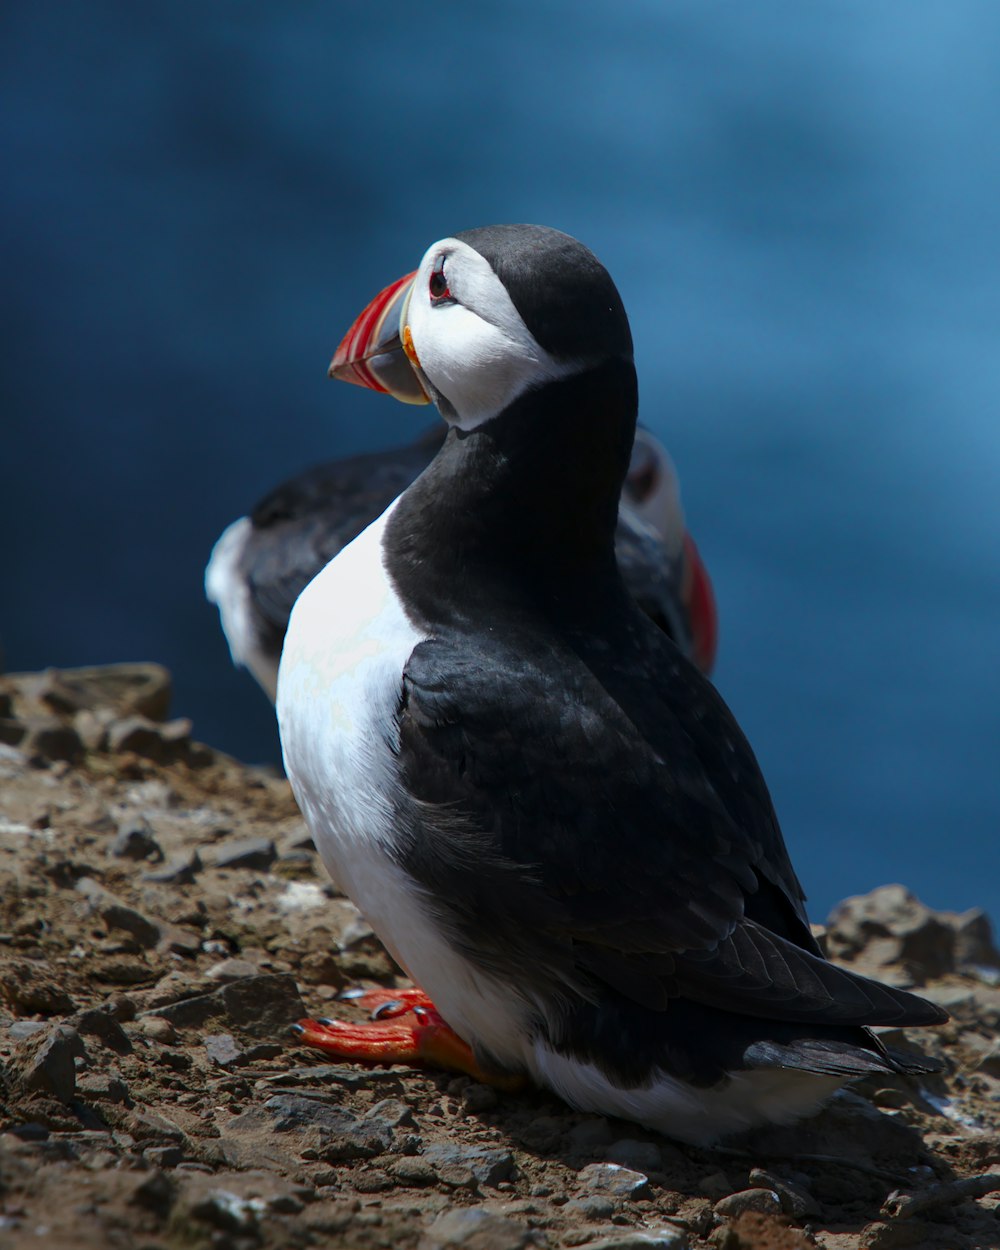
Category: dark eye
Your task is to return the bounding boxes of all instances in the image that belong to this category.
[429,266,450,301]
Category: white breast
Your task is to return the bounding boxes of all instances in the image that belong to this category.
[276,499,533,1068]
[277,499,422,916]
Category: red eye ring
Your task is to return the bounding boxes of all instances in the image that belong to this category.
[429,268,450,301]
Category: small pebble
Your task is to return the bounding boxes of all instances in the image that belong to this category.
[713,1187,783,1219]
[142,850,201,885]
[211,837,277,871]
[420,1207,535,1250]
[388,1158,438,1186]
[201,960,257,980]
[565,1196,616,1219]
[203,1033,244,1067]
[139,1016,178,1043]
[585,1230,689,1250]
[748,1167,820,1218]
[8,1021,49,1041]
[109,817,162,861]
[579,1162,652,1201]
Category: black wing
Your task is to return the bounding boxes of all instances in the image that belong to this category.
[241,431,443,633]
[395,626,944,1030]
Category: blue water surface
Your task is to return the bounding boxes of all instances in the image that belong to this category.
[4,2,999,922]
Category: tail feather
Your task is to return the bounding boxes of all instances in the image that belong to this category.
[744,1030,941,1078]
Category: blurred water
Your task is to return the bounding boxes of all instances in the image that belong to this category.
[4,2,999,922]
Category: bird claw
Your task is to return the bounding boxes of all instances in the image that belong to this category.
[333,985,437,1020]
[372,999,404,1020]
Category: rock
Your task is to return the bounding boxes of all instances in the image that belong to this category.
[564,1196,615,1219]
[107,715,193,763]
[91,955,155,985]
[76,877,162,947]
[77,1072,130,1103]
[73,709,109,752]
[421,1142,516,1188]
[127,1169,176,1215]
[0,959,77,1014]
[139,1015,178,1043]
[713,1188,783,1220]
[211,837,277,870]
[245,1042,284,1060]
[8,1021,49,1041]
[226,1093,393,1160]
[184,1188,267,1234]
[24,720,84,764]
[605,1138,664,1174]
[388,1157,439,1186]
[825,884,1000,982]
[747,1168,820,1218]
[138,972,304,1039]
[204,1033,244,1067]
[585,1231,689,1250]
[10,1025,85,1102]
[69,1007,133,1053]
[365,1097,416,1128]
[11,663,173,722]
[103,994,138,1022]
[420,1207,538,1250]
[961,1030,1000,1078]
[109,817,163,861]
[204,958,260,982]
[8,1122,50,1141]
[269,1064,408,1093]
[859,1220,934,1249]
[122,1108,188,1146]
[578,1162,651,1201]
[141,849,202,885]
[0,717,25,745]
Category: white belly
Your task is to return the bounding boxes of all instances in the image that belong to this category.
[276,500,532,1068]
[276,502,842,1140]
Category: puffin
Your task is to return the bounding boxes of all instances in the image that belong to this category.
[276,225,945,1145]
[205,427,716,703]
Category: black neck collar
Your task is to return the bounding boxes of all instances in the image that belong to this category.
[384,358,638,630]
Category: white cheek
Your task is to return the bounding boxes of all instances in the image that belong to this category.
[414,303,545,428]
[405,236,582,431]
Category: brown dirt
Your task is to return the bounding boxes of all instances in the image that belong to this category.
[1,664,998,1250]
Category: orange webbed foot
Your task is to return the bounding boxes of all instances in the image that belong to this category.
[293,990,526,1091]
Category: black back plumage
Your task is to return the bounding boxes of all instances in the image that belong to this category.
[382,350,945,1086]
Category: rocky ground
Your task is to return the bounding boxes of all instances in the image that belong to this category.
[0,664,998,1250]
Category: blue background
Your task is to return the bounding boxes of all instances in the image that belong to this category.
[4,2,999,923]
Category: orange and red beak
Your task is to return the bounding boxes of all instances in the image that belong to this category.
[329,271,430,406]
[681,532,718,675]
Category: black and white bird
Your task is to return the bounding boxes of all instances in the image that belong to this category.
[276,225,944,1145]
[205,426,716,701]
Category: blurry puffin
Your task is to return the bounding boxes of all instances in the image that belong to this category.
[205,425,716,702]
[276,225,944,1144]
